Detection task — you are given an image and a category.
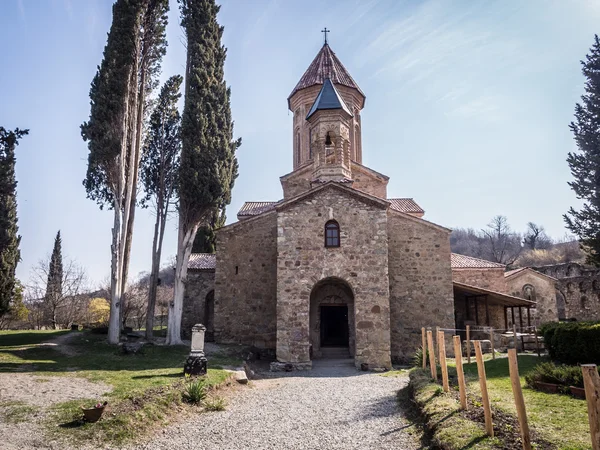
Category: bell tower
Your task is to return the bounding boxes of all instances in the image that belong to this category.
[306,78,353,183]
[287,41,366,171]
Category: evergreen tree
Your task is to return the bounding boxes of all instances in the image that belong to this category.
[565,35,600,266]
[192,207,225,253]
[45,231,63,329]
[140,75,183,339]
[167,0,240,344]
[81,0,168,343]
[0,127,28,317]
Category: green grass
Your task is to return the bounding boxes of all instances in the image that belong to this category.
[455,355,590,449]
[0,329,236,445]
[410,369,501,449]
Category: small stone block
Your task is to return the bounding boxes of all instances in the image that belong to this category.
[184,354,207,376]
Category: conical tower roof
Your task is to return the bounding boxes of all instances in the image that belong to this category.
[306,78,353,120]
[288,44,365,107]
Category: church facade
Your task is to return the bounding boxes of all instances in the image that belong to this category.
[184,42,543,370]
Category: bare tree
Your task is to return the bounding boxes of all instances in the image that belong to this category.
[481,216,523,265]
[28,258,87,329]
[523,222,553,250]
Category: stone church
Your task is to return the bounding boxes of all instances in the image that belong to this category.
[184,41,545,370]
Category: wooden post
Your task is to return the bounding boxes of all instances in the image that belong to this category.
[438,331,449,392]
[519,306,524,331]
[435,326,440,355]
[504,306,508,331]
[582,364,600,450]
[485,296,490,325]
[513,324,519,352]
[427,330,437,381]
[475,340,494,437]
[508,349,531,450]
[453,335,468,410]
[422,327,427,369]
[489,327,495,360]
[511,306,515,328]
[533,326,540,357]
[527,307,532,328]
[466,325,471,364]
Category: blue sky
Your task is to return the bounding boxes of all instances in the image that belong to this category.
[1,0,599,287]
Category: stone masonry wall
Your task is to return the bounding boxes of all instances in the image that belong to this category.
[505,272,557,326]
[214,212,278,349]
[350,163,388,199]
[276,186,392,369]
[182,270,215,339]
[387,212,455,362]
[452,268,507,292]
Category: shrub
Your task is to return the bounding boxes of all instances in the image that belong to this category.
[412,347,428,368]
[539,321,600,365]
[182,378,207,404]
[525,362,585,389]
[204,396,226,411]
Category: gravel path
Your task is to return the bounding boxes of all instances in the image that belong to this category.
[136,360,422,450]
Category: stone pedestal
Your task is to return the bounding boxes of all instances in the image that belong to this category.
[184,324,207,376]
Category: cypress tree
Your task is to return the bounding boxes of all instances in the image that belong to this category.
[565,35,600,266]
[81,0,168,343]
[0,127,28,317]
[45,231,63,329]
[167,0,239,344]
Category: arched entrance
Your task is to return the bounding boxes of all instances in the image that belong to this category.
[309,277,355,359]
[205,290,215,342]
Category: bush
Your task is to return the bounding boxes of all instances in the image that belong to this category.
[539,321,600,365]
[525,362,584,389]
[412,347,428,368]
[182,378,207,404]
[204,396,226,411]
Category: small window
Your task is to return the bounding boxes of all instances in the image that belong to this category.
[325,220,340,248]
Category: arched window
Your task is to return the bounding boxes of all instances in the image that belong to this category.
[295,130,301,166]
[325,220,340,248]
[523,284,536,302]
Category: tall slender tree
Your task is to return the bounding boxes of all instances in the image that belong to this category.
[45,231,63,329]
[167,0,239,344]
[0,127,28,317]
[565,35,600,266]
[81,0,168,344]
[140,75,183,339]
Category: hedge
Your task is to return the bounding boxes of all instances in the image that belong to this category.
[539,321,600,365]
[524,361,584,389]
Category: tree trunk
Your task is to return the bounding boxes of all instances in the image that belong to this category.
[166,216,198,345]
[108,199,123,344]
[121,52,148,298]
[145,202,162,340]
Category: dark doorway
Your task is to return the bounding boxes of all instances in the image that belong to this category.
[205,290,214,342]
[320,305,349,347]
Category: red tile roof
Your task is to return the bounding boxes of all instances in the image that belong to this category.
[188,253,216,270]
[388,198,424,215]
[451,253,505,269]
[288,44,364,102]
[237,202,278,218]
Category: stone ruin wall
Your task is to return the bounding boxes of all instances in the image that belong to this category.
[535,263,600,322]
[387,212,455,362]
[214,212,278,349]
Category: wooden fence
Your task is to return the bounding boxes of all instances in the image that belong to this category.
[420,326,599,450]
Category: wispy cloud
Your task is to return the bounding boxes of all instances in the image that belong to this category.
[351,0,534,121]
[17,0,26,22]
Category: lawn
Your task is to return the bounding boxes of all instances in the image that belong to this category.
[457,354,590,449]
[0,329,238,445]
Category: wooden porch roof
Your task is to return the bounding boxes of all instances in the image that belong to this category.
[453,282,536,307]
